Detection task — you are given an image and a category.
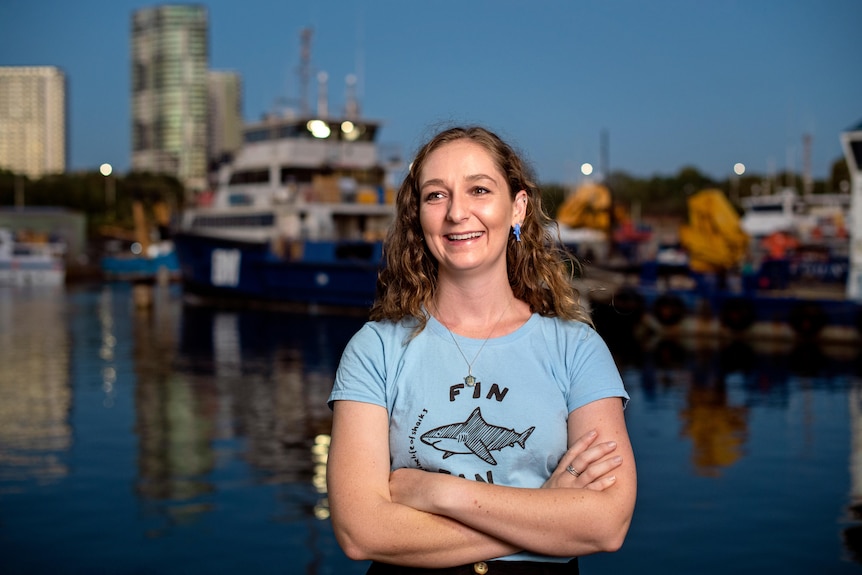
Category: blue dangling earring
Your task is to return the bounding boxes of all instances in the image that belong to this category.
[513,223,522,242]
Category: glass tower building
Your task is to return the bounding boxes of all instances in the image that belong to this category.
[131,4,208,193]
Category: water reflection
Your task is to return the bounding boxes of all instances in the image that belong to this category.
[0,286,71,487]
[680,377,749,474]
[131,293,364,534]
[133,289,215,522]
[2,283,862,573]
[848,385,862,563]
[592,327,862,571]
[102,286,862,569]
[607,331,861,478]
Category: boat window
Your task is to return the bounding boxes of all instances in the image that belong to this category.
[748,205,784,214]
[227,193,254,206]
[191,213,275,228]
[358,125,377,141]
[851,140,862,172]
[278,124,304,138]
[280,167,329,183]
[245,129,270,143]
[229,170,269,185]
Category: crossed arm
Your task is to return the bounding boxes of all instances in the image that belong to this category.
[326,397,636,568]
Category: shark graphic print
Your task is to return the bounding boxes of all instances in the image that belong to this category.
[420,407,535,465]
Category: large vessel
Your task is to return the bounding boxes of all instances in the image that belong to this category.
[173,114,396,308]
[173,41,398,309]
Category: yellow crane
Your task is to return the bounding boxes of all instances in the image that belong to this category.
[678,189,749,272]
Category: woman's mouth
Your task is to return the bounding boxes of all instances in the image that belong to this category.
[446,232,484,241]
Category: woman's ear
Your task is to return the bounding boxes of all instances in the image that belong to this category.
[512,190,528,224]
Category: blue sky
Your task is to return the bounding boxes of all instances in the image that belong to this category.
[1,0,860,184]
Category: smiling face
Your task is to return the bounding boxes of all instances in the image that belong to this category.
[418,139,526,281]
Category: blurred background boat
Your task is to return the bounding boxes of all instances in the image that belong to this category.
[0,227,66,286]
[100,192,180,283]
[558,124,862,343]
[173,33,399,310]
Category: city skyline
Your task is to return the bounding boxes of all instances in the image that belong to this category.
[1,0,861,185]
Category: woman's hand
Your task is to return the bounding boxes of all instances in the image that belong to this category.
[543,429,622,491]
[389,428,622,515]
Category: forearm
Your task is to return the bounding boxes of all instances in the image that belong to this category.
[433,477,633,557]
[328,401,519,567]
[331,496,519,567]
[389,403,637,558]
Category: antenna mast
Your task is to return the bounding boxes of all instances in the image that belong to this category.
[298,28,313,116]
[345,74,359,119]
[802,133,813,195]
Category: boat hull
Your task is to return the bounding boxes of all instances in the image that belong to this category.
[173,232,382,309]
[585,262,862,343]
[0,259,65,286]
[101,251,180,282]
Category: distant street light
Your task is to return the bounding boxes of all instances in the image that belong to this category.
[100,163,116,216]
[731,162,745,204]
[581,162,594,177]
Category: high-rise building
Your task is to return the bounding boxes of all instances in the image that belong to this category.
[131,4,208,193]
[0,66,66,178]
[207,70,242,171]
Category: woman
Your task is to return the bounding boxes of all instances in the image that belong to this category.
[327,126,636,573]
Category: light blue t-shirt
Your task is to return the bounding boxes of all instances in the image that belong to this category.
[329,313,628,562]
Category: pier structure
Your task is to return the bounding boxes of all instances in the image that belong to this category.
[842,120,862,301]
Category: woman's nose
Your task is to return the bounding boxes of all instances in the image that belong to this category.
[446,194,468,222]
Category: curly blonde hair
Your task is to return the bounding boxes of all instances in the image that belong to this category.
[369,126,591,332]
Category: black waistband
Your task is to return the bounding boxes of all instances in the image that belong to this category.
[366,558,579,575]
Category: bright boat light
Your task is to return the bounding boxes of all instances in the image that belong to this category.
[307,120,331,139]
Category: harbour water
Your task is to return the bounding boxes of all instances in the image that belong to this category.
[1,282,860,574]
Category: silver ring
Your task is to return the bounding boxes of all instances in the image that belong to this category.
[566,464,581,478]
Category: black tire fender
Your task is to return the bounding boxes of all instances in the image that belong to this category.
[720,297,757,332]
[652,294,686,326]
[787,302,827,338]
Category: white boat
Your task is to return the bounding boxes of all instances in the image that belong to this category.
[0,228,66,286]
[173,110,398,308]
[740,188,851,242]
[173,36,400,309]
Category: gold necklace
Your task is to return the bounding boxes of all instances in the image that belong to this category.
[434,298,512,387]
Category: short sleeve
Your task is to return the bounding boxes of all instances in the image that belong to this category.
[565,326,629,413]
[328,323,388,409]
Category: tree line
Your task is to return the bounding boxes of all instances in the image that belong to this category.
[0,169,185,236]
[0,154,850,236]
[542,156,851,221]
